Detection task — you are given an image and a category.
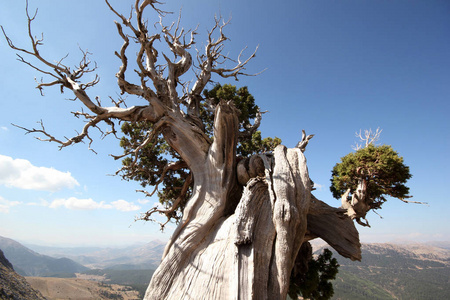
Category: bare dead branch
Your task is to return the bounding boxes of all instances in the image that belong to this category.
[133,160,188,200]
[355,217,371,227]
[137,172,192,230]
[6,0,260,227]
[238,109,266,139]
[12,119,99,153]
[160,11,196,105]
[107,0,168,100]
[14,53,60,80]
[211,45,262,80]
[105,0,139,36]
[139,0,171,18]
[1,2,70,78]
[187,16,261,119]
[296,130,314,152]
[353,128,383,150]
[109,95,128,108]
[113,21,147,97]
[112,119,164,163]
[398,198,429,205]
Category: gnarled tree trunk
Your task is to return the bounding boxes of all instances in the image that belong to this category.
[145,102,360,300]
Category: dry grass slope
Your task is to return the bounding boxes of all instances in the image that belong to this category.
[26,277,140,300]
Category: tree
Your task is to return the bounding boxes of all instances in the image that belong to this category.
[330,129,418,227]
[290,248,340,300]
[289,244,340,300]
[4,1,409,299]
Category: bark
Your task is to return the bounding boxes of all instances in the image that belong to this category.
[307,195,361,261]
[340,179,372,227]
[144,102,361,299]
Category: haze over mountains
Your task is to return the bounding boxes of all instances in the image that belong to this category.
[1,235,449,299]
[25,239,165,270]
[0,235,165,274]
[0,236,89,277]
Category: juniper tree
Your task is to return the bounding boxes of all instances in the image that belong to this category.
[330,129,417,227]
[2,1,419,299]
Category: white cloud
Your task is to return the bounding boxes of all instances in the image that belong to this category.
[49,197,140,212]
[152,201,164,209]
[27,199,50,207]
[0,126,8,132]
[137,198,150,204]
[0,155,79,192]
[0,196,22,213]
[49,197,111,210]
[111,199,141,212]
[313,183,324,191]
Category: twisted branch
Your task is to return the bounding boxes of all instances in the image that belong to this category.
[138,172,192,230]
[296,130,314,152]
[353,128,383,150]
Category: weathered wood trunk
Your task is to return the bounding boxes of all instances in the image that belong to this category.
[145,102,361,300]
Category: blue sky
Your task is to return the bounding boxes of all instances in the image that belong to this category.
[0,0,448,247]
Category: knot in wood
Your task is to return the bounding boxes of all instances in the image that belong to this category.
[237,155,265,186]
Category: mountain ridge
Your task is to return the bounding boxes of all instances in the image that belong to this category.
[313,242,450,300]
[0,235,89,277]
[25,238,166,270]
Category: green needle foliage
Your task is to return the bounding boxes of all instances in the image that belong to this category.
[289,248,340,300]
[201,84,259,138]
[201,84,281,156]
[119,83,280,225]
[330,144,412,211]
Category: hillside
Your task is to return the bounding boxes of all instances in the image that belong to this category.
[26,277,140,300]
[0,249,46,300]
[78,268,155,297]
[0,236,89,276]
[318,243,450,300]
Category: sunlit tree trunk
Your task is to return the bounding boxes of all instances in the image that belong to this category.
[145,102,360,299]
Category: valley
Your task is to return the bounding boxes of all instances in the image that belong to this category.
[327,243,450,300]
[25,277,140,300]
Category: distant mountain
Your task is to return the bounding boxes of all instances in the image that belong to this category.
[27,239,166,270]
[25,244,105,257]
[428,241,450,250]
[0,235,89,277]
[314,243,450,300]
[0,249,46,300]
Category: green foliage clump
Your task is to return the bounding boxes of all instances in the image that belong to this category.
[120,121,189,222]
[201,84,281,156]
[330,144,412,211]
[289,248,340,300]
[201,84,259,137]
[239,131,282,157]
[120,121,172,189]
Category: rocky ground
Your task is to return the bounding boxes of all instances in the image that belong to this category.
[0,249,46,300]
